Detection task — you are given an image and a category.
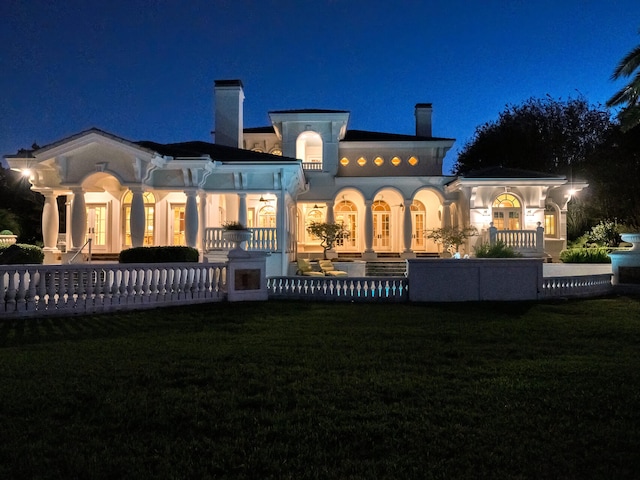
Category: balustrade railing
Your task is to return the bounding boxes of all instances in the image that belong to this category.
[540,274,613,299]
[0,263,227,318]
[204,227,277,252]
[267,276,408,302]
[489,223,544,255]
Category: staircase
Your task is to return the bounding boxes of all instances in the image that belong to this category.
[365,260,407,277]
[90,253,120,262]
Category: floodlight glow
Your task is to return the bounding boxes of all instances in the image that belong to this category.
[22,169,32,177]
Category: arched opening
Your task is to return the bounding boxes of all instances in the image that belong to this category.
[492,193,521,230]
[335,200,357,250]
[258,204,276,228]
[544,203,558,237]
[410,200,426,250]
[123,191,156,246]
[305,208,324,243]
[296,131,323,169]
[372,200,391,250]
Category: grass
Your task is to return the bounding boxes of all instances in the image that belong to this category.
[1,298,640,479]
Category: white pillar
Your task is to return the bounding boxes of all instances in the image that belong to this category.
[363,200,376,260]
[237,193,247,227]
[42,192,59,251]
[130,187,145,247]
[70,188,86,251]
[185,189,199,248]
[198,192,207,252]
[402,199,414,257]
[442,201,452,228]
[326,201,335,224]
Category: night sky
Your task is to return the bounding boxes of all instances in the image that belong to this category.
[2,0,640,174]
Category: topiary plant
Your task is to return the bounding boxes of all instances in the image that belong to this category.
[0,230,13,235]
[0,244,44,264]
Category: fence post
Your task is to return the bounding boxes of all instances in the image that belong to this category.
[536,222,544,254]
[489,223,497,245]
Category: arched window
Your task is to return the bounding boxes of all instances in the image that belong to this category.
[122,191,156,246]
[305,208,324,243]
[335,200,357,248]
[492,193,521,230]
[296,131,323,170]
[258,205,276,228]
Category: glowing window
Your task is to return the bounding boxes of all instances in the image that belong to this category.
[391,156,401,166]
[544,204,557,237]
[122,191,156,246]
[270,148,282,156]
[340,157,350,166]
[408,156,419,166]
[357,157,367,166]
[374,156,384,166]
[492,194,521,208]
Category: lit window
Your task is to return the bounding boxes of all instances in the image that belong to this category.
[270,148,282,156]
[357,157,367,166]
[391,156,401,166]
[374,156,384,166]
[544,204,557,237]
[492,194,521,208]
[408,156,418,166]
[340,157,350,166]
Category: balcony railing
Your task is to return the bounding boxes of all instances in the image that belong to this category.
[204,227,277,252]
[488,223,545,256]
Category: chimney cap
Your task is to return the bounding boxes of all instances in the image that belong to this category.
[415,103,432,109]
[215,79,244,88]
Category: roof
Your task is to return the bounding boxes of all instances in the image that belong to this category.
[269,109,349,114]
[243,126,275,134]
[136,140,299,162]
[342,129,453,142]
[460,166,566,179]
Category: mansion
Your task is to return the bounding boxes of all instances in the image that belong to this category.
[5,80,583,275]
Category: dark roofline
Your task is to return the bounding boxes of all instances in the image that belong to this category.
[214,79,243,88]
[136,140,299,162]
[269,109,349,114]
[342,129,453,142]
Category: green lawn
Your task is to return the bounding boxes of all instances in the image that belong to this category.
[1,298,639,479]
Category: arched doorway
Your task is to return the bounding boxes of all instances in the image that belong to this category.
[335,200,357,251]
[372,200,391,251]
[258,204,276,228]
[296,131,323,169]
[492,193,521,230]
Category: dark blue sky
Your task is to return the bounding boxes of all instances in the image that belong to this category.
[2,0,640,174]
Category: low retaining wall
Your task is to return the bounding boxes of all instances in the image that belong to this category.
[267,276,408,302]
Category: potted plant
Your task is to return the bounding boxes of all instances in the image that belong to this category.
[426,226,478,257]
[222,221,253,249]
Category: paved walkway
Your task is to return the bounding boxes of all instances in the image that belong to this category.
[543,263,612,277]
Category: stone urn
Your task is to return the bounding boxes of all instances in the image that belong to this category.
[620,233,640,251]
[222,229,253,250]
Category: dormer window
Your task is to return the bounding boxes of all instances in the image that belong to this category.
[296,131,323,171]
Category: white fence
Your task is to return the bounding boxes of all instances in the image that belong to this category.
[540,274,613,299]
[0,263,227,318]
[267,276,408,302]
[204,227,277,251]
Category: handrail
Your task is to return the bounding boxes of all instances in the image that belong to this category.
[68,238,92,264]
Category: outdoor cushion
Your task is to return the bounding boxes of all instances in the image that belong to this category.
[318,260,348,276]
[297,258,324,276]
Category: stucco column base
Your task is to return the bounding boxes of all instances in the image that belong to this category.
[42,249,61,265]
[362,251,377,260]
[400,251,417,259]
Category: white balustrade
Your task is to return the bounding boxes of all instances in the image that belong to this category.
[267,276,408,302]
[540,274,613,299]
[489,223,545,255]
[204,227,277,251]
[0,263,227,318]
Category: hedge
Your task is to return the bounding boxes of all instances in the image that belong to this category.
[118,246,199,263]
[0,244,45,265]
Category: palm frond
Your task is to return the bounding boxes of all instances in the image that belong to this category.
[611,44,640,80]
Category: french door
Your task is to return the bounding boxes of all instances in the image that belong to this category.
[86,204,107,251]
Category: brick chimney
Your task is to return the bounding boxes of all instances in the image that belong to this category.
[415,103,433,138]
[214,80,244,148]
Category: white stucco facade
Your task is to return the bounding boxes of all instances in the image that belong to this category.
[5,79,584,273]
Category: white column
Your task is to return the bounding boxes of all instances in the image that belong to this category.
[42,192,59,251]
[363,200,376,260]
[325,200,335,224]
[198,192,207,251]
[402,199,414,256]
[70,187,87,251]
[442,201,452,228]
[130,187,145,247]
[184,189,199,248]
[237,193,247,227]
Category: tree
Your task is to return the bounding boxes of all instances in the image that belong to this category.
[607,37,640,132]
[306,222,349,259]
[0,166,44,244]
[426,226,478,254]
[453,96,613,176]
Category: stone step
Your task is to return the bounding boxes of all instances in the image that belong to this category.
[365,261,407,277]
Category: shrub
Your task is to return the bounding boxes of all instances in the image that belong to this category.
[0,230,14,235]
[560,248,612,263]
[474,241,522,258]
[119,246,199,264]
[588,220,621,247]
[0,243,44,264]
